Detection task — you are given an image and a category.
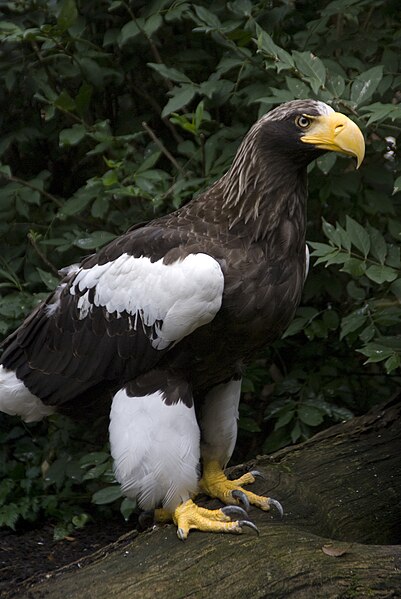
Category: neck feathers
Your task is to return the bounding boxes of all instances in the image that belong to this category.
[215,121,307,241]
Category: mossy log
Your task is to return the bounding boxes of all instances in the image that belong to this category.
[20,394,401,598]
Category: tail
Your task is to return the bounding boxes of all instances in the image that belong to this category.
[0,364,55,422]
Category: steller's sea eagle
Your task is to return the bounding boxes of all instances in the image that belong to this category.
[0,100,364,539]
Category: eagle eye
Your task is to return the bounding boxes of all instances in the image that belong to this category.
[295,115,311,129]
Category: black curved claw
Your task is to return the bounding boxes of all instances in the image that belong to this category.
[239,520,259,535]
[221,505,248,520]
[177,527,187,541]
[232,489,250,512]
[250,469,265,480]
[138,510,154,530]
[268,497,284,519]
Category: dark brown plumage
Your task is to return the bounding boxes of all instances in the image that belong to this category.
[0,100,364,537]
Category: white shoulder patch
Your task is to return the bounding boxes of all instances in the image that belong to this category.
[70,253,224,349]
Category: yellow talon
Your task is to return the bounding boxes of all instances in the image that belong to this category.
[168,499,257,540]
[200,460,283,516]
[151,461,282,540]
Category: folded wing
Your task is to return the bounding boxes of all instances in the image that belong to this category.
[1,229,224,405]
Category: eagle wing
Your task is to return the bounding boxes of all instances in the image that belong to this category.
[1,225,224,404]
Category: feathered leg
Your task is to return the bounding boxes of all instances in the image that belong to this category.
[199,378,283,517]
[109,370,257,539]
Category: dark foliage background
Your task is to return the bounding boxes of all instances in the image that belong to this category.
[0,0,400,537]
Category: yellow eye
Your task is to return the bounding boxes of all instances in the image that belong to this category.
[296,115,311,129]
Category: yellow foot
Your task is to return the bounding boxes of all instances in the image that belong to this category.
[200,460,283,517]
[154,499,258,540]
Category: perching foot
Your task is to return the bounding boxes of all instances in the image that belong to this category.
[200,460,283,518]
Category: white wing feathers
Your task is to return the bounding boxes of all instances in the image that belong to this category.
[70,252,225,350]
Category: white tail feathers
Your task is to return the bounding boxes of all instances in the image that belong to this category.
[0,365,55,422]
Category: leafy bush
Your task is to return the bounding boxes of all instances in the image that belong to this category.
[0,0,400,534]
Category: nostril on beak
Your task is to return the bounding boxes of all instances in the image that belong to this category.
[335,123,344,134]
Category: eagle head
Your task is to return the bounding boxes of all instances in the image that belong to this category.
[259,99,365,169]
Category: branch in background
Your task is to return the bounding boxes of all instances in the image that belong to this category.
[28,232,60,277]
[122,2,173,91]
[142,121,185,176]
[0,173,63,208]
[132,80,182,144]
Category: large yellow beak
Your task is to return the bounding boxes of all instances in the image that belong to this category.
[301,112,365,168]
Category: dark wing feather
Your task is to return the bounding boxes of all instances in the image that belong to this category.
[1,225,224,405]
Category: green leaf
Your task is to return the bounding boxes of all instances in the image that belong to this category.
[386,244,400,268]
[120,497,137,521]
[55,90,76,111]
[347,280,366,301]
[80,452,110,467]
[322,219,351,249]
[119,19,143,46]
[330,405,354,422]
[193,5,221,28]
[286,77,310,99]
[255,26,294,71]
[0,504,19,529]
[350,66,383,107]
[319,251,347,267]
[0,164,11,177]
[82,463,108,480]
[143,14,163,37]
[361,102,401,126]
[358,344,395,364]
[323,309,339,330]
[282,317,308,338]
[340,312,367,339]
[92,486,122,505]
[384,353,401,373]
[136,151,162,174]
[365,265,398,284]
[72,513,90,529]
[162,85,197,117]
[228,0,253,16]
[148,63,192,84]
[274,410,295,430]
[367,226,387,265]
[53,524,73,541]
[36,268,59,291]
[316,152,336,175]
[101,170,118,187]
[326,73,345,98]
[73,231,116,250]
[57,0,78,30]
[290,420,302,443]
[91,196,109,218]
[346,216,370,257]
[390,278,401,300]
[238,417,261,432]
[359,323,375,343]
[292,51,326,94]
[59,124,86,147]
[297,405,324,426]
[341,258,366,277]
[194,101,204,131]
[393,176,401,195]
[59,194,92,217]
[75,82,93,116]
[309,241,335,257]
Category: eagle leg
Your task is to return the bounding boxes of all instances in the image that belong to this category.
[200,460,283,517]
[155,499,258,540]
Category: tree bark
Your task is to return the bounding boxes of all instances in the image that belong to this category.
[19,394,401,599]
